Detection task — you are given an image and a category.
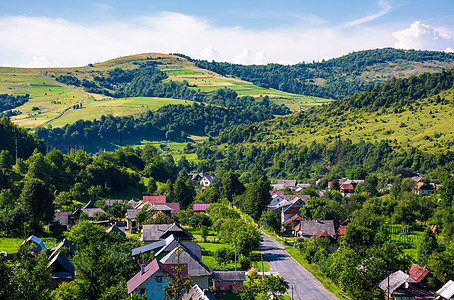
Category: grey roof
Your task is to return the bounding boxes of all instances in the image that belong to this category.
[160,246,211,277]
[54,211,72,226]
[106,224,126,238]
[298,220,335,237]
[183,284,217,300]
[49,238,77,259]
[132,238,168,257]
[83,200,97,209]
[212,271,246,282]
[142,222,194,242]
[152,204,172,212]
[126,208,140,220]
[47,252,75,278]
[155,237,201,259]
[81,207,106,218]
[277,180,297,186]
[128,200,143,209]
[105,199,124,206]
[141,224,173,242]
[21,235,46,251]
[296,183,312,189]
[436,280,454,299]
[378,270,417,295]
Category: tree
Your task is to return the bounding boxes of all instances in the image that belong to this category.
[173,175,194,209]
[221,171,245,202]
[259,210,281,232]
[65,221,109,250]
[19,177,54,233]
[189,213,211,229]
[11,251,52,300]
[362,174,378,196]
[165,248,192,300]
[214,247,234,268]
[264,275,289,297]
[417,227,439,266]
[240,178,271,221]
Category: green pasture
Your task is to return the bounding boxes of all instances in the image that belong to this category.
[0,237,60,253]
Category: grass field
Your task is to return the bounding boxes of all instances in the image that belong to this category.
[1,52,331,133]
[0,237,61,253]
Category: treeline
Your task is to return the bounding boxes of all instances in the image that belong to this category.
[0,94,29,113]
[35,101,280,150]
[55,63,290,115]
[194,138,454,180]
[0,117,45,159]
[193,48,454,99]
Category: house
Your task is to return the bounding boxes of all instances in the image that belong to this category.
[280,196,309,223]
[143,196,167,204]
[165,202,181,215]
[126,209,141,230]
[128,199,143,209]
[183,284,217,300]
[378,270,435,300]
[336,218,352,237]
[21,235,46,253]
[409,263,430,285]
[105,199,124,206]
[47,252,75,287]
[436,280,454,300]
[193,203,211,214]
[283,214,303,235]
[106,224,126,239]
[53,211,73,230]
[72,201,107,221]
[339,180,364,196]
[415,182,435,195]
[142,222,194,242]
[161,245,211,289]
[48,238,77,259]
[200,175,215,187]
[212,271,246,292]
[132,234,201,260]
[127,259,188,300]
[295,220,336,238]
[189,173,204,182]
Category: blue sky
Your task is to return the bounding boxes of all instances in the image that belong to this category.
[1,0,453,67]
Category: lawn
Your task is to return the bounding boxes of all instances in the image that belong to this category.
[0,237,61,253]
[188,229,270,273]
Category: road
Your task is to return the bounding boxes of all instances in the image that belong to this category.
[259,233,339,300]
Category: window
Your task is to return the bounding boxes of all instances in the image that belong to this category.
[139,288,145,295]
[156,276,163,283]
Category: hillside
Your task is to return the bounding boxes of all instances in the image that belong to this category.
[0,53,326,130]
[193,48,454,99]
[189,69,454,178]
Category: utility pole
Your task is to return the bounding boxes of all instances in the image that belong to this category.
[234,244,237,271]
[261,253,264,279]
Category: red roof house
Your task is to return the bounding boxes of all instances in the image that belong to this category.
[409,263,430,284]
[143,196,167,204]
[193,203,211,214]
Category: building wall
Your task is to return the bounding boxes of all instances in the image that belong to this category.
[192,276,210,290]
[134,271,168,300]
[213,281,244,292]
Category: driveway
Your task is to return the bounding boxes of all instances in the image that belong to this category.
[259,233,339,300]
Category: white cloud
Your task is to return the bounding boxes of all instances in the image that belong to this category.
[20,56,49,68]
[0,13,400,67]
[200,47,221,62]
[343,1,392,28]
[445,47,454,53]
[393,21,454,50]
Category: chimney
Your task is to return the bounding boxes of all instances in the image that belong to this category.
[140,264,145,275]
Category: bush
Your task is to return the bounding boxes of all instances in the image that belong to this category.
[240,257,251,271]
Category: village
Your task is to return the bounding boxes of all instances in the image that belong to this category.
[2,171,452,300]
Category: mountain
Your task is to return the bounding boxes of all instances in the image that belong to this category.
[193,48,454,99]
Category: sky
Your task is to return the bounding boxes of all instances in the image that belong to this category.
[1,0,454,67]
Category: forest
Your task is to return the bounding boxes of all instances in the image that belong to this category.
[190,48,454,99]
[0,94,29,115]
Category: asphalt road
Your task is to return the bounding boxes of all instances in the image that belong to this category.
[259,233,339,300]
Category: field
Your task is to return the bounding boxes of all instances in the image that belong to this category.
[0,53,331,132]
[0,237,61,253]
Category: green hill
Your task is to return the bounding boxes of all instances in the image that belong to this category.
[0,53,325,130]
[189,69,454,178]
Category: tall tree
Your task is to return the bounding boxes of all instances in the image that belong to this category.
[19,177,54,233]
[240,178,271,221]
[221,171,245,202]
